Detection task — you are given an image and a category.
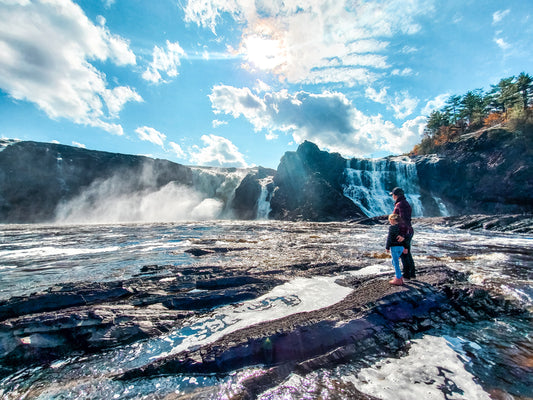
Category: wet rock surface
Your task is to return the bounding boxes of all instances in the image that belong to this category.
[0,219,531,399]
[116,266,523,387]
[0,263,284,377]
[417,213,533,233]
[0,258,526,393]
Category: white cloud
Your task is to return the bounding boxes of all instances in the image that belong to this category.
[391,68,414,76]
[142,40,186,83]
[209,85,268,129]
[265,132,278,140]
[183,0,434,86]
[183,0,238,34]
[254,79,271,93]
[168,141,186,158]
[212,119,228,127]
[421,93,449,116]
[72,141,86,148]
[209,85,424,157]
[493,9,510,24]
[400,45,418,54]
[366,87,388,104]
[189,134,248,167]
[104,86,143,117]
[0,0,139,135]
[390,91,419,119]
[135,126,166,147]
[494,37,510,50]
[366,87,419,119]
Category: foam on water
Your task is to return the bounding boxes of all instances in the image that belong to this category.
[258,335,491,400]
[347,335,491,400]
[347,263,392,277]
[0,245,120,260]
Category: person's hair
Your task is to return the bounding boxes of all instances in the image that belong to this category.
[388,213,401,223]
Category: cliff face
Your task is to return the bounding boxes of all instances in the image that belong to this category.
[0,141,192,223]
[268,128,532,220]
[231,167,276,220]
[269,141,365,221]
[0,127,531,223]
[414,129,532,215]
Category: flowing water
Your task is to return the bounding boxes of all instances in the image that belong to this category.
[0,221,531,399]
[342,157,429,217]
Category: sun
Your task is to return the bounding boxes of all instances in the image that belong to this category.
[242,34,287,72]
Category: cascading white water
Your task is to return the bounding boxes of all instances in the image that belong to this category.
[54,166,251,223]
[190,167,250,217]
[256,177,273,219]
[342,157,426,217]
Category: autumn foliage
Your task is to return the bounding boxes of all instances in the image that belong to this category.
[411,72,533,155]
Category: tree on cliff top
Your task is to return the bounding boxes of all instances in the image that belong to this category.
[412,72,532,155]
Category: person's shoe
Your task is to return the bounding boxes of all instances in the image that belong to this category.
[389,277,404,286]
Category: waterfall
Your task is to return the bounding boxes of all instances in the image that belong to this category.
[342,157,426,217]
[55,166,250,223]
[256,177,273,219]
[190,167,250,217]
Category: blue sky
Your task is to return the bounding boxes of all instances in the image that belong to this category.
[0,0,531,169]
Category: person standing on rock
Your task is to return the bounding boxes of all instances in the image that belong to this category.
[385,213,407,285]
[390,187,416,279]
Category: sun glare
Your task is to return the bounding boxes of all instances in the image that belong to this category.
[242,35,286,71]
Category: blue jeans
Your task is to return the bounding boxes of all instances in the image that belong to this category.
[390,246,404,279]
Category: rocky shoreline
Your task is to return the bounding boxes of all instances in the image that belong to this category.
[1,215,531,398]
[1,259,527,396]
[115,266,524,397]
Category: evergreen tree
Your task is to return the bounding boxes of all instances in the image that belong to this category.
[488,77,520,116]
[444,95,462,124]
[413,72,531,155]
[516,72,533,111]
[460,89,485,128]
[425,110,449,136]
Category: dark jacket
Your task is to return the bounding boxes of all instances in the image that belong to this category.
[393,195,413,235]
[386,224,405,249]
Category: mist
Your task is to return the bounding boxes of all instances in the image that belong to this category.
[54,164,249,224]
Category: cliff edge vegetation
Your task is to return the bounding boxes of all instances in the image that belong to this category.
[411,72,532,156]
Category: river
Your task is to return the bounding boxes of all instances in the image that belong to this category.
[0,220,531,399]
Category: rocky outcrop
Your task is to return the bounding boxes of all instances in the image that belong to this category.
[416,214,533,234]
[414,128,533,215]
[0,259,525,389]
[231,166,276,219]
[269,141,365,221]
[115,265,523,397]
[269,128,532,220]
[0,259,284,377]
[0,141,192,223]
